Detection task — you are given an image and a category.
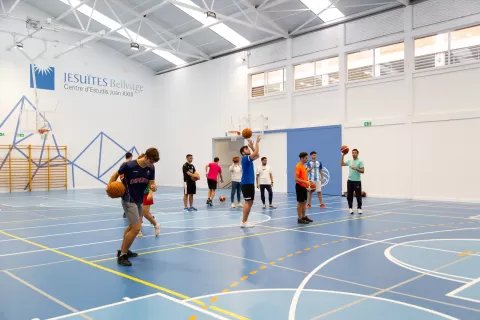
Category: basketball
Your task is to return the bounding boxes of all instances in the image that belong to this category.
[191,172,200,181]
[341,145,349,154]
[219,196,226,202]
[307,181,316,192]
[362,191,366,197]
[106,181,125,198]
[242,128,252,139]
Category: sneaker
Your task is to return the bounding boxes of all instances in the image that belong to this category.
[237,202,243,208]
[123,212,126,218]
[298,218,309,224]
[231,203,236,208]
[320,203,327,208]
[240,222,254,228]
[190,207,198,211]
[349,208,354,215]
[206,199,210,205]
[184,207,190,212]
[136,230,144,238]
[303,216,313,223]
[154,224,160,236]
[358,209,363,215]
[306,204,311,208]
[117,254,132,266]
[209,201,213,207]
[117,250,138,258]
[263,204,266,209]
[269,205,277,209]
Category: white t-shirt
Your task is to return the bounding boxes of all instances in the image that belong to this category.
[256,165,272,185]
[229,164,242,182]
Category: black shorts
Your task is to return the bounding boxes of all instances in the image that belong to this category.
[184,181,196,195]
[296,183,308,202]
[241,184,255,201]
[207,179,217,190]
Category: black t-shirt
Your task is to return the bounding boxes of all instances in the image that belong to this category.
[118,160,155,204]
[183,162,196,182]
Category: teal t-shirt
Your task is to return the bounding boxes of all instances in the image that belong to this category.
[345,159,364,181]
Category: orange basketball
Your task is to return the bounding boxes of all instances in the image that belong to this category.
[219,196,226,202]
[341,145,349,154]
[307,181,316,191]
[191,172,200,182]
[242,128,252,139]
[106,181,125,198]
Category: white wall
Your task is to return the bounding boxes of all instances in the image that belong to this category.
[0,2,155,190]
[153,1,480,202]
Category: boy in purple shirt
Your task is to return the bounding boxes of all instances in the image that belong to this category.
[205,157,224,206]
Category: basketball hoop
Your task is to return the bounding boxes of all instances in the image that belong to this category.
[227,130,241,141]
[37,128,50,140]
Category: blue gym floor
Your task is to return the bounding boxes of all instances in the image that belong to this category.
[0,187,479,320]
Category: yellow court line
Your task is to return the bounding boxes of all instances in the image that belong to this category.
[459,250,472,257]
[91,212,391,263]
[0,230,250,319]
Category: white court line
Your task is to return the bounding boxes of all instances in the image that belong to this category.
[3,270,91,320]
[36,196,119,208]
[384,239,480,283]
[47,292,229,320]
[184,289,457,320]
[288,227,480,320]
[447,277,480,304]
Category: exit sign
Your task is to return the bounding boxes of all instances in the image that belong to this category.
[364,122,372,127]
[17,133,24,137]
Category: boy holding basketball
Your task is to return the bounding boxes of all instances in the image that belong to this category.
[240,135,261,228]
[341,148,364,215]
[109,148,159,266]
[183,154,198,211]
[295,152,313,224]
[306,151,326,209]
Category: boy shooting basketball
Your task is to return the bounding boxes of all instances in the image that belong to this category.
[109,148,160,266]
[341,148,364,215]
[240,135,261,228]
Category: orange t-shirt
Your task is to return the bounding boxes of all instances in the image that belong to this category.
[295,162,308,188]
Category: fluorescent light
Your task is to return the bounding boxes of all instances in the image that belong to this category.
[300,0,345,22]
[57,0,186,65]
[173,0,251,48]
[130,42,140,50]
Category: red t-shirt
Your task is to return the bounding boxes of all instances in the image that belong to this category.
[295,162,308,188]
[207,162,222,181]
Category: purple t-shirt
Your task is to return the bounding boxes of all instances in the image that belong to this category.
[118,160,155,204]
[207,162,222,181]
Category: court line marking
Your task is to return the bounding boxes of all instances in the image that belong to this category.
[376,211,478,220]
[184,289,457,320]
[47,292,230,320]
[90,212,392,263]
[288,227,480,320]
[446,277,480,304]
[310,255,471,319]
[384,239,480,283]
[35,196,119,208]
[185,245,480,313]
[3,270,92,320]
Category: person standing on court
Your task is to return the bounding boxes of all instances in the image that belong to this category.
[230,157,243,208]
[183,154,198,212]
[205,157,223,206]
[109,148,159,266]
[256,157,276,209]
[341,148,364,215]
[239,136,261,228]
[122,152,133,218]
[295,152,313,224]
[306,151,326,209]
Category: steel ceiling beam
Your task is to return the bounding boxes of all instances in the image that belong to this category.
[54,30,105,58]
[396,0,409,5]
[56,0,92,20]
[241,0,288,38]
[291,0,341,35]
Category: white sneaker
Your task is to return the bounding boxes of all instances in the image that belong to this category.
[136,230,144,238]
[154,224,160,236]
[349,209,354,215]
[240,222,254,228]
[237,203,243,208]
[263,204,266,209]
[231,203,236,208]
[358,209,363,215]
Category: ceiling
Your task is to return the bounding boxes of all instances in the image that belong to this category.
[5,0,407,73]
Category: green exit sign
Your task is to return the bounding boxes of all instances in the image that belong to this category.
[364,122,372,127]
[0,133,4,136]
[17,133,24,137]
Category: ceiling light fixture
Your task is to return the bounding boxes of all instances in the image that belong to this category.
[206,11,216,21]
[130,42,140,51]
[16,42,24,50]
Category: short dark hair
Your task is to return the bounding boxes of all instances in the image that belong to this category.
[145,148,160,163]
[186,154,192,158]
[299,152,308,159]
[240,146,248,155]
[352,149,359,153]
[125,152,132,160]
[261,157,266,161]
[214,157,219,162]
[310,151,317,156]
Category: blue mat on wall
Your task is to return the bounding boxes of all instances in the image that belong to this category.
[286,126,342,195]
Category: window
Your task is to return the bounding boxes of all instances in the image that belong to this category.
[415,25,480,70]
[250,68,285,98]
[294,57,339,90]
[347,43,405,81]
